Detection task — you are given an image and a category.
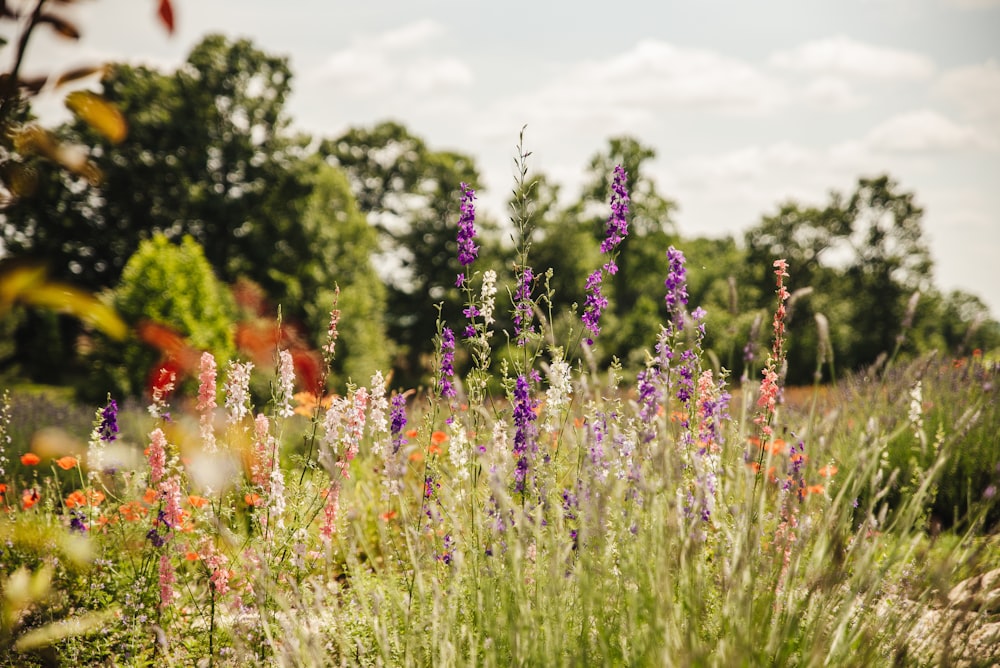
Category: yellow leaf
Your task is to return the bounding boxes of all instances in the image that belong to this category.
[21,283,128,340]
[65,90,127,143]
[0,262,46,307]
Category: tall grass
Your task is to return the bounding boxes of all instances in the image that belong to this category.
[0,145,997,667]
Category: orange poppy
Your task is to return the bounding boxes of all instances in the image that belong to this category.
[379,510,397,521]
[405,428,419,439]
[55,456,78,470]
[21,488,40,510]
[20,453,40,466]
[86,489,106,506]
[187,495,208,508]
[428,444,442,456]
[244,493,262,507]
[142,488,158,505]
[185,551,200,561]
[65,490,87,508]
[767,439,787,455]
[430,431,448,445]
[818,465,838,478]
[0,483,7,494]
[409,451,424,462]
[119,501,147,522]
[807,484,825,496]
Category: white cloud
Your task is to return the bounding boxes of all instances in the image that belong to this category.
[769,35,935,79]
[304,20,473,97]
[476,40,788,142]
[935,60,1000,119]
[801,76,867,111]
[865,110,983,152]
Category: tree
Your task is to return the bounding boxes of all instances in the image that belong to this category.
[1,35,389,389]
[320,121,497,383]
[743,175,937,382]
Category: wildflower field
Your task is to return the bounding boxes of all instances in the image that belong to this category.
[1,152,998,667]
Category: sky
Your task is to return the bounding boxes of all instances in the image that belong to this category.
[13,0,1000,317]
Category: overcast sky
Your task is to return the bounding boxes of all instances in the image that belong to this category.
[16,0,1000,317]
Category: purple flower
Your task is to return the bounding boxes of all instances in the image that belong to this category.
[512,374,538,493]
[514,267,535,344]
[146,528,166,548]
[439,327,457,398]
[457,183,478,268]
[664,246,689,331]
[69,510,87,534]
[99,398,119,443]
[582,165,630,344]
[581,269,609,345]
[390,394,407,454]
[600,165,630,253]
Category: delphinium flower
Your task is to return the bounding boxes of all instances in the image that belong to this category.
[543,353,572,434]
[87,395,119,479]
[636,367,661,441]
[148,428,168,486]
[367,371,389,457]
[448,417,470,486]
[512,374,539,494]
[438,327,457,399]
[753,260,790,444]
[339,388,368,478]
[582,165,630,345]
[480,269,498,330]
[275,349,296,419]
[587,411,611,483]
[324,287,341,364]
[456,182,479,282]
[197,352,218,451]
[251,414,273,488]
[199,539,231,595]
[159,554,176,609]
[664,246,689,332]
[513,266,535,345]
[148,367,175,420]
[382,394,408,499]
[320,483,341,543]
[224,360,254,425]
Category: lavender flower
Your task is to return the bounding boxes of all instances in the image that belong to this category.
[600,165,630,253]
[514,267,535,344]
[390,394,407,454]
[456,183,479,270]
[582,165,630,344]
[664,246,689,331]
[99,398,119,442]
[581,270,608,345]
[512,374,538,493]
[439,327,457,398]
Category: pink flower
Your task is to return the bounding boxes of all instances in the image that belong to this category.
[320,484,340,543]
[148,428,167,485]
[197,352,218,451]
[276,349,295,418]
[159,554,176,609]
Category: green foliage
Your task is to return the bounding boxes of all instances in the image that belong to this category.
[104,234,235,398]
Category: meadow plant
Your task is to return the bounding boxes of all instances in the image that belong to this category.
[0,140,997,667]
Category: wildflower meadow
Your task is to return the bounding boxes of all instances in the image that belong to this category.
[1,138,999,667]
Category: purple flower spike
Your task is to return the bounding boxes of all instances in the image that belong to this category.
[457,183,478,269]
[582,165,629,344]
[439,327,457,398]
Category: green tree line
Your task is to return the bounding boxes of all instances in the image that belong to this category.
[1,35,997,399]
